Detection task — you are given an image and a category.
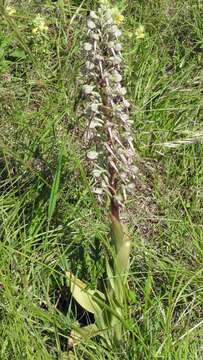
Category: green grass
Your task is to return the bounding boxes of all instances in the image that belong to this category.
[0,0,203,359]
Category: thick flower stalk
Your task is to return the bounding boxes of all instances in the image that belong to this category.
[82,3,137,221]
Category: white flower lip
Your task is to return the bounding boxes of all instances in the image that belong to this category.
[87,20,96,29]
[111,71,122,83]
[86,61,95,70]
[123,99,130,108]
[131,165,138,174]
[105,17,114,25]
[90,11,98,19]
[116,87,127,95]
[90,33,100,40]
[120,113,129,122]
[82,85,94,94]
[92,169,103,177]
[90,103,100,112]
[111,25,122,37]
[90,117,104,128]
[84,42,93,51]
[107,41,115,49]
[110,56,122,65]
[126,183,136,192]
[94,54,104,66]
[115,43,122,51]
[87,151,99,160]
[105,9,113,19]
[93,187,103,195]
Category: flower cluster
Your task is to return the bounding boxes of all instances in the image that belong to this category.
[135,25,145,39]
[5,6,16,17]
[81,4,137,211]
[32,14,48,35]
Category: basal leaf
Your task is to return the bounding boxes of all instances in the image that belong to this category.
[105,259,115,292]
[110,214,131,275]
[110,214,125,252]
[10,48,26,59]
[66,272,105,316]
[68,324,100,349]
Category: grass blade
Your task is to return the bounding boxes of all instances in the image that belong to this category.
[48,146,63,222]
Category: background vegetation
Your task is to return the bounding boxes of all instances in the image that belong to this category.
[0,0,202,359]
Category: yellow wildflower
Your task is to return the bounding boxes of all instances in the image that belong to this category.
[6,6,16,17]
[111,7,124,25]
[135,25,145,39]
[114,13,124,25]
[99,0,110,6]
[32,14,48,35]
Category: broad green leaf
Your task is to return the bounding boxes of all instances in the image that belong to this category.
[110,214,131,275]
[66,272,105,316]
[110,214,125,252]
[68,324,100,349]
[105,260,125,306]
[128,289,137,304]
[105,259,115,292]
[10,48,26,59]
[48,146,63,221]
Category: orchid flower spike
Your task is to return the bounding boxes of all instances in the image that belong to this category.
[81,3,137,218]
